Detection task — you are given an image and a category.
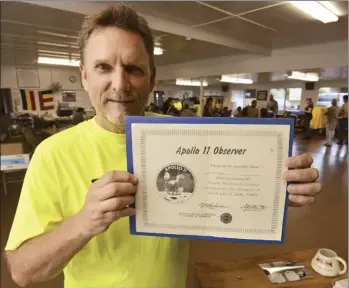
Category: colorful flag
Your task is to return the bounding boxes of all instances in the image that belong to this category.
[20,89,36,111]
[38,90,54,111]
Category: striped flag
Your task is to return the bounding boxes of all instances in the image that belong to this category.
[38,90,54,111]
[20,89,36,111]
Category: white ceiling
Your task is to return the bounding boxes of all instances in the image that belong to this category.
[1,1,348,68]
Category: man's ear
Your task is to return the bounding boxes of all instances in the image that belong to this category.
[80,64,88,92]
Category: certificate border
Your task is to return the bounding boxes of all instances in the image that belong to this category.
[126,117,294,244]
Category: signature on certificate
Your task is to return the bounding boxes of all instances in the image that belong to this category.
[241,204,267,212]
[199,202,229,209]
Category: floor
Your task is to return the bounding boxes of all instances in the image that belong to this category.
[1,137,348,288]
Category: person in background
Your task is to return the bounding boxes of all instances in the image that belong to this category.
[4,5,322,288]
[214,99,222,114]
[303,98,314,140]
[167,105,180,116]
[162,97,173,114]
[266,94,278,116]
[203,97,213,117]
[192,97,201,116]
[72,107,86,125]
[246,100,259,118]
[146,102,155,112]
[221,106,232,117]
[173,98,182,111]
[324,99,339,147]
[338,94,348,145]
[233,106,242,117]
[180,103,196,117]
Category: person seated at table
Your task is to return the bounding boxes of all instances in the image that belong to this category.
[72,107,86,125]
[180,104,196,117]
[233,106,242,117]
[221,106,232,117]
[246,100,259,118]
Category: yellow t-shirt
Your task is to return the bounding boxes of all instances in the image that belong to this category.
[6,118,189,288]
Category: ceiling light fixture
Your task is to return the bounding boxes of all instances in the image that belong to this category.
[287,71,319,81]
[37,41,79,49]
[154,47,163,55]
[175,79,208,87]
[37,30,79,39]
[37,49,69,55]
[220,74,253,84]
[37,57,80,67]
[290,1,339,23]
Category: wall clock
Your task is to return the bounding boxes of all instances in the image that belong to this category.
[69,76,77,83]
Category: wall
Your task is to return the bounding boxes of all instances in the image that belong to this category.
[1,65,92,115]
[228,79,348,110]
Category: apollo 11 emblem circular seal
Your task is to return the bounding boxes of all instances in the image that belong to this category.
[156,164,195,204]
[220,213,232,224]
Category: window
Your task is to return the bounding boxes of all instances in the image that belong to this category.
[286,88,302,111]
[270,88,302,112]
[270,88,286,111]
[317,87,348,107]
[230,90,244,110]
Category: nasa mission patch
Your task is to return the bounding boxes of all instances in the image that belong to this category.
[156,164,195,204]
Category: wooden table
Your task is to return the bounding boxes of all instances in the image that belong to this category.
[194,249,346,288]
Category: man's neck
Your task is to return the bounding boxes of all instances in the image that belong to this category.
[95,114,125,134]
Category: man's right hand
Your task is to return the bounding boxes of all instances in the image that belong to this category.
[77,171,138,237]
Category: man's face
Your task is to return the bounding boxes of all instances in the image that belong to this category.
[80,26,155,127]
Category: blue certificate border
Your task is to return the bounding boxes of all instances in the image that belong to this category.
[126,116,294,244]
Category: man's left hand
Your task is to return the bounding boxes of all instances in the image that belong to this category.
[283,154,322,206]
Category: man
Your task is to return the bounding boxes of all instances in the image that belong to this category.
[324,99,339,147]
[5,5,321,288]
[338,94,348,145]
[203,97,214,116]
[266,94,278,116]
[303,98,314,140]
[246,100,259,117]
[173,98,183,111]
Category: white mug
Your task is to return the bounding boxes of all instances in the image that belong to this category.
[311,248,347,277]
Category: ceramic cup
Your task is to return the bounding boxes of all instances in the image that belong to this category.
[311,248,347,277]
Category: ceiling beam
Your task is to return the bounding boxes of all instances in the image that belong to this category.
[155,40,348,80]
[21,1,271,55]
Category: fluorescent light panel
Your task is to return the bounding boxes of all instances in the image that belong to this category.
[290,1,339,23]
[154,47,163,55]
[38,57,80,67]
[37,30,79,39]
[220,74,253,84]
[175,79,208,86]
[37,41,79,49]
[287,71,319,82]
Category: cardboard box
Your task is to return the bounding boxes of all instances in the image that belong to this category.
[1,143,24,156]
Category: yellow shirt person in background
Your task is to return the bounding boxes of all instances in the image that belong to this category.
[5,4,321,288]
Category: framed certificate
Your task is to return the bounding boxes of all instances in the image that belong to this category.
[126,117,293,244]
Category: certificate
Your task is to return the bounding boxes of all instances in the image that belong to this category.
[126,117,293,243]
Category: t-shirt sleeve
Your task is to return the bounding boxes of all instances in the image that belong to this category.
[5,142,63,251]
